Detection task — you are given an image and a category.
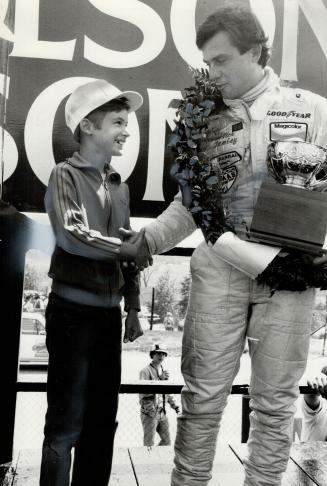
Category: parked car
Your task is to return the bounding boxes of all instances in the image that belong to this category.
[19,312,48,362]
[139,306,161,326]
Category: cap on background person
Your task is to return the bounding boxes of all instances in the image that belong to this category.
[65,79,143,140]
[150,343,168,358]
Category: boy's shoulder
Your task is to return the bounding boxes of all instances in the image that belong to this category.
[51,158,71,171]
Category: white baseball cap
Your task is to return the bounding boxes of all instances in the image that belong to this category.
[65,79,143,138]
[150,343,168,358]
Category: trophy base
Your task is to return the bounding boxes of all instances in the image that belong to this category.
[249,182,327,255]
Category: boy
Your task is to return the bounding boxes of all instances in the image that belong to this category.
[40,79,146,486]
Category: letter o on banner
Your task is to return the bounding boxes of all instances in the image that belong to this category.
[24,77,141,186]
[1,130,18,181]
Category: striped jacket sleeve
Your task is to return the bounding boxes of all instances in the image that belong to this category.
[45,164,121,261]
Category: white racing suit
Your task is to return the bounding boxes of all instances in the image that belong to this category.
[145,68,327,486]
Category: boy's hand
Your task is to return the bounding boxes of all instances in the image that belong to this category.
[160,370,170,380]
[119,228,153,270]
[123,309,143,343]
[119,227,139,244]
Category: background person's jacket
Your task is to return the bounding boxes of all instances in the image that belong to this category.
[139,363,178,416]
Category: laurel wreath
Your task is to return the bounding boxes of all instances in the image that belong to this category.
[169,69,327,292]
[168,69,234,244]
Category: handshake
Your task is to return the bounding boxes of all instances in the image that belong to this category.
[118,227,153,271]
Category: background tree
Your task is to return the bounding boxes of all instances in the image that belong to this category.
[153,270,176,321]
[23,261,51,293]
[24,262,41,291]
[178,274,191,318]
[140,266,155,288]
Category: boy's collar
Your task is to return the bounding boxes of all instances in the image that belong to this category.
[104,163,121,184]
[68,152,121,183]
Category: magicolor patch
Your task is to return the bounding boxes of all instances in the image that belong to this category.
[269,122,308,141]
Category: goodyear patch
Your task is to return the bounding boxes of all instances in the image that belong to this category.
[267,110,311,118]
[269,122,308,141]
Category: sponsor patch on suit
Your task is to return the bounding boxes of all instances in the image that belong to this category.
[269,122,308,141]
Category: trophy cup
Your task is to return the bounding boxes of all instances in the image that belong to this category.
[249,141,327,254]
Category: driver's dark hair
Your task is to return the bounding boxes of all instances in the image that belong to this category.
[196,3,270,68]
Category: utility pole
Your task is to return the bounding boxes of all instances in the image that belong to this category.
[323,296,327,356]
[150,287,155,331]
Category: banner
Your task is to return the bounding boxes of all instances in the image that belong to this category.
[2,0,327,216]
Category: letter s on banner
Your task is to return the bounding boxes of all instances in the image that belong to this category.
[84,0,166,68]
[0,74,18,182]
[24,77,140,186]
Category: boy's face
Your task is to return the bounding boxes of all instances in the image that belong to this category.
[92,109,130,158]
[152,352,166,366]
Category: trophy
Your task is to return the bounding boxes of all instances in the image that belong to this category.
[249,141,327,254]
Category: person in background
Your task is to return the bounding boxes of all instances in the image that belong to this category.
[139,343,180,447]
[39,79,149,486]
[164,311,175,331]
[33,293,44,310]
[23,294,34,312]
[301,365,327,441]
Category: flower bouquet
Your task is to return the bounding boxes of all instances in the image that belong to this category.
[168,68,234,244]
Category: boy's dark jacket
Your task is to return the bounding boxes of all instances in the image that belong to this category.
[45,152,140,310]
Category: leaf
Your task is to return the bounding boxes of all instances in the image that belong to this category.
[192,133,202,140]
[186,103,194,114]
[190,206,203,213]
[169,98,182,109]
[187,139,197,149]
[203,108,213,117]
[199,99,215,110]
[206,176,219,185]
[168,134,181,147]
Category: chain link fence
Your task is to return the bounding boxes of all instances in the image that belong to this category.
[13,389,243,452]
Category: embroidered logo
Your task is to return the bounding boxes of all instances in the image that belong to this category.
[222,166,238,192]
[232,122,243,132]
[216,151,242,168]
[267,110,311,119]
[269,122,308,141]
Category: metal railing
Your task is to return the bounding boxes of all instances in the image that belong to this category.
[16,366,315,446]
